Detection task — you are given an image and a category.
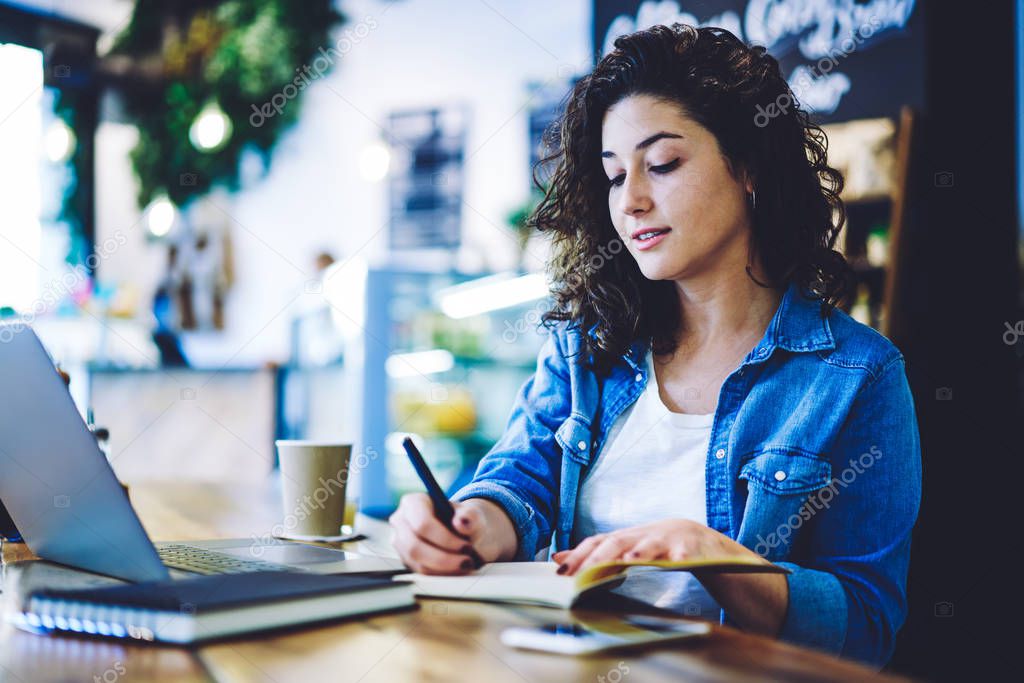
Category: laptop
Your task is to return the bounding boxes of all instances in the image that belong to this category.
[0,323,403,582]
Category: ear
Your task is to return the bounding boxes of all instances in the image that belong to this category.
[742,168,756,195]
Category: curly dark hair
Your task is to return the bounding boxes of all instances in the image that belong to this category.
[533,23,852,375]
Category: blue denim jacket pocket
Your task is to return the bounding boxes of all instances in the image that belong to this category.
[554,414,594,466]
[737,447,832,562]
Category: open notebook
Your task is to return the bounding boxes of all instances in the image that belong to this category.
[409,557,789,609]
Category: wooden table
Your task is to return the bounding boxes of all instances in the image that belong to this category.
[0,479,910,682]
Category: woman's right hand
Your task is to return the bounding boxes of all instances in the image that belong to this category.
[389,494,516,574]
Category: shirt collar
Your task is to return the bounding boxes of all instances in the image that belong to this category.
[761,281,835,355]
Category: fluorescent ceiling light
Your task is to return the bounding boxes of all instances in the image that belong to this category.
[437,272,548,319]
[386,349,455,378]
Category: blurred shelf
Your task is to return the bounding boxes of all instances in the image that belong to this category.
[86,364,273,374]
[403,429,500,443]
[450,355,536,370]
[386,354,536,376]
[278,360,345,372]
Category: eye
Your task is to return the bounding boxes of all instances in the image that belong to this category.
[650,158,680,174]
[607,158,680,188]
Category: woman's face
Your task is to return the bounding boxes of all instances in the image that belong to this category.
[601,94,752,284]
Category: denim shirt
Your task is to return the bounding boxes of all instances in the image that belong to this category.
[452,282,921,667]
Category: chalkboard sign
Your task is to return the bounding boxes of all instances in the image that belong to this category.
[593,0,924,124]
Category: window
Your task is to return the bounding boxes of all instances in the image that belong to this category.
[0,43,45,312]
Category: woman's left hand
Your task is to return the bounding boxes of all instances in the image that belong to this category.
[552,518,757,575]
[553,519,789,636]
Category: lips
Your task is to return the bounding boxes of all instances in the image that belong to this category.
[630,227,671,240]
[630,227,671,251]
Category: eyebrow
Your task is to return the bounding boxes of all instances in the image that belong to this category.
[601,132,683,158]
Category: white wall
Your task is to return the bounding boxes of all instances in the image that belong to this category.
[94,0,591,366]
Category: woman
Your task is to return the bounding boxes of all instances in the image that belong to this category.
[389,24,920,668]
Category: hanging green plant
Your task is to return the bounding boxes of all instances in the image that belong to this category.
[105,0,346,208]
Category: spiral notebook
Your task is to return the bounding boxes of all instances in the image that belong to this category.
[8,570,415,644]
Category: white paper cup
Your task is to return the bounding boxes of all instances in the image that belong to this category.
[275,440,352,541]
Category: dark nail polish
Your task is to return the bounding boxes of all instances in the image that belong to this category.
[460,544,473,554]
[460,558,473,570]
[557,563,569,575]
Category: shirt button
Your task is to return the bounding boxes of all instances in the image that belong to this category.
[715,448,726,459]
[635,373,643,382]
[577,440,588,451]
[774,470,787,481]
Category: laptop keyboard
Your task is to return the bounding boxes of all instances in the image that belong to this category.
[157,544,294,575]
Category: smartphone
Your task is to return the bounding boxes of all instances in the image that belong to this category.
[500,615,711,655]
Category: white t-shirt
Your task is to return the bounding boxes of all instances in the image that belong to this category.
[573,353,721,618]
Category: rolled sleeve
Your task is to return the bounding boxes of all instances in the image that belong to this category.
[451,481,538,561]
[775,562,849,653]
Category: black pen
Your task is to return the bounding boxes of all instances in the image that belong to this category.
[401,436,484,569]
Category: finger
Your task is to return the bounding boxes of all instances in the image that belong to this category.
[450,502,484,539]
[392,514,471,561]
[551,549,571,563]
[623,537,668,562]
[576,535,633,572]
[398,493,470,553]
[666,542,694,561]
[391,520,473,575]
[449,503,489,566]
[390,520,424,570]
[408,544,475,576]
[559,534,607,575]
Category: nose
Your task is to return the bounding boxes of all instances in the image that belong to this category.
[618,174,652,217]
